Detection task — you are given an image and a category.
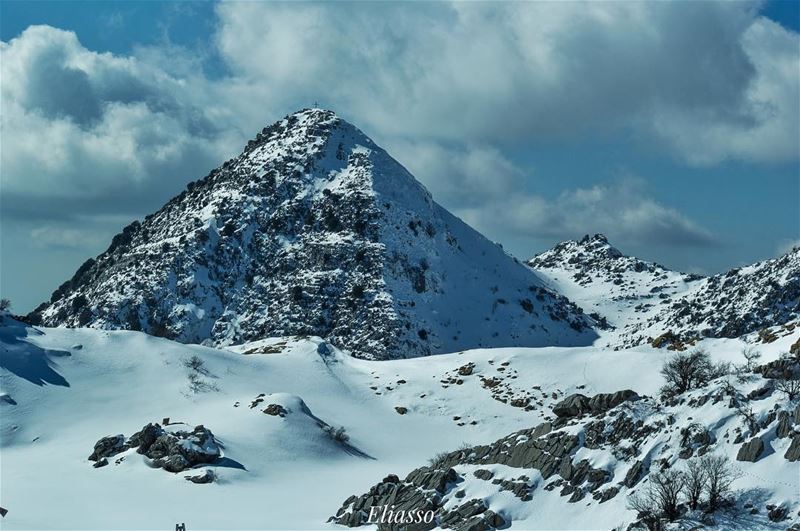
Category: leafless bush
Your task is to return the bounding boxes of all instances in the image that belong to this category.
[322,425,349,443]
[182,355,208,375]
[683,459,707,511]
[700,454,740,511]
[627,468,685,524]
[661,348,713,396]
[741,347,762,372]
[734,401,759,435]
[0,298,11,312]
[187,372,218,393]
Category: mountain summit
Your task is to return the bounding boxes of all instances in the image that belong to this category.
[31,109,596,359]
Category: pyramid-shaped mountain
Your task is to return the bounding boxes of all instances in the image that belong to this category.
[30,109,596,359]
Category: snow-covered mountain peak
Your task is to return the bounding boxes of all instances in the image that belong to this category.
[30,110,596,359]
[528,234,674,280]
[529,236,800,350]
[575,232,616,252]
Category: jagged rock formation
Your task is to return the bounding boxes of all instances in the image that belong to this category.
[528,234,800,348]
[332,363,799,529]
[30,109,595,359]
[88,422,221,473]
[551,389,639,418]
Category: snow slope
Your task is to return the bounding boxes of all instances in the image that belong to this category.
[29,109,594,360]
[2,316,797,530]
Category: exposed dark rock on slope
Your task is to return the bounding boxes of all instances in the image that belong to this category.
[331,362,800,530]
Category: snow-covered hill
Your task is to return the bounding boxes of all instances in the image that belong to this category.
[1,317,798,530]
[28,109,594,360]
[528,235,800,350]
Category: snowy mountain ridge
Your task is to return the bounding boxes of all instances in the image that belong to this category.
[528,234,800,350]
[29,109,595,359]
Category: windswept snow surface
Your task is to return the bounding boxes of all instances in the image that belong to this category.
[1,317,798,529]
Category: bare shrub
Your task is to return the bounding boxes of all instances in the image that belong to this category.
[182,355,208,375]
[661,348,713,396]
[627,468,685,524]
[774,358,800,400]
[322,425,349,443]
[683,459,707,511]
[741,347,762,372]
[187,372,218,393]
[700,454,740,511]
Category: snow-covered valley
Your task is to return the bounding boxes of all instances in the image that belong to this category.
[2,315,798,529]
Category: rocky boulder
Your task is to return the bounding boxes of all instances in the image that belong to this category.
[88,434,125,462]
[185,469,216,484]
[736,437,764,462]
[553,389,639,418]
[785,435,800,462]
[777,411,793,438]
[89,423,221,473]
[145,425,221,472]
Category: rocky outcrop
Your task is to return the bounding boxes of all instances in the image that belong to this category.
[736,437,764,462]
[184,469,216,484]
[88,434,125,462]
[785,435,800,462]
[88,422,221,474]
[331,417,614,528]
[552,390,639,418]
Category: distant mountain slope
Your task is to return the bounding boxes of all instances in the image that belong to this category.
[528,234,800,348]
[29,109,595,359]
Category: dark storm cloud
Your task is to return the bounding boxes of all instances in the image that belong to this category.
[214,1,797,164]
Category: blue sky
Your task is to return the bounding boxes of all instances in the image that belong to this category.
[1,1,799,313]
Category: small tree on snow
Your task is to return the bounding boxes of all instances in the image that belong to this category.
[661,348,713,396]
[700,454,740,511]
[627,468,685,524]
[683,459,706,511]
[775,368,800,400]
[0,299,11,312]
[182,355,208,375]
[322,424,349,443]
[740,347,762,372]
